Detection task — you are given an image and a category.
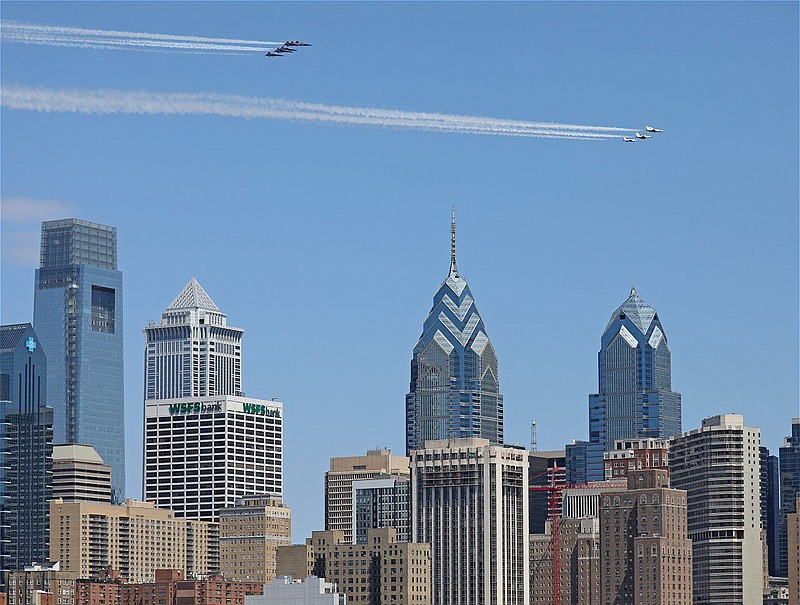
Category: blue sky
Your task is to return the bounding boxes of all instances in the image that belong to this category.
[1,2,797,541]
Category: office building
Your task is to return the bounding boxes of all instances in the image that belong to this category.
[6,563,79,605]
[247,576,345,605]
[50,498,219,582]
[780,418,800,577]
[761,446,780,577]
[411,438,528,605]
[530,517,600,605]
[788,497,799,605]
[143,279,282,521]
[352,475,411,544]
[603,438,669,480]
[143,278,243,400]
[599,469,692,605]
[144,395,283,521]
[565,440,589,485]
[405,212,503,454]
[528,450,565,534]
[33,219,125,501]
[584,287,681,481]
[670,414,762,604]
[0,324,53,581]
[324,449,408,544]
[52,443,112,503]
[220,495,292,583]
[276,528,430,605]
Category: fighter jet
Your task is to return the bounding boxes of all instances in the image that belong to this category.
[623,137,637,143]
[265,51,283,57]
[274,46,296,53]
[285,40,311,47]
[645,125,666,133]
[635,132,652,139]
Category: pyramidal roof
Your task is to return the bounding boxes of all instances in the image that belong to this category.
[167,278,220,311]
[605,286,658,335]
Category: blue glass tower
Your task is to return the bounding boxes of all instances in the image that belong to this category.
[0,324,53,582]
[405,211,503,455]
[585,287,681,481]
[33,219,125,501]
[779,418,800,576]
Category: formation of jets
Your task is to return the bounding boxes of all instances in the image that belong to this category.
[624,126,666,142]
[265,40,311,58]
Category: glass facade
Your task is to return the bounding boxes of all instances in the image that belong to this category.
[584,287,681,481]
[353,475,411,544]
[0,324,53,584]
[33,219,125,501]
[779,418,800,576]
[405,214,503,454]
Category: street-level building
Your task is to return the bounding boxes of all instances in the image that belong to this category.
[0,324,53,584]
[670,414,762,605]
[33,219,125,501]
[246,576,345,605]
[50,499,218,582]
[411,438,528,605]
[325,450,408,544]
[5,563,79,605]
[219,495,291,583]
[143,395,283,522]
[52,443,112,503]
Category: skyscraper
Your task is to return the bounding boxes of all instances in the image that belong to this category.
[670,414,763,605]
[411,438,529,605]
[33,218,125,500]
[779,418,800,577]
[143,278,243,400]
[760,445,780,577]
[143,279,283,521]
[405,211,502,455]
[0,324,53,582]
[584,287,681,481]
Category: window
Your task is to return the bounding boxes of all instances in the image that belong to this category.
[91,286,116,333]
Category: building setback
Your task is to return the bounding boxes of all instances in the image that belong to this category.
[670,414,763,605]
[276,527,430,605]
[219,495,292,583]
[405,211,503,455]
[325,449,409,544]
[599,469,692,605]
[411,438,529,605]
[33,219,125,500]
[52,443,112,503]
[50,499,218,582]
[0,323,53,583]
[583,288,681,482]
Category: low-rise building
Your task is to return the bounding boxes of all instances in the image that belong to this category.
[246,576,345,605]
[6,563,79,605]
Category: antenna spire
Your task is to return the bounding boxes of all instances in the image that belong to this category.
[450,206,459,278]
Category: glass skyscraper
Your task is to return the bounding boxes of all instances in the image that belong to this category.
[405,212,502,455]
[33,219,125,501]
[0,323,53,582]
[779,418,800,577]
[585,287,681,481]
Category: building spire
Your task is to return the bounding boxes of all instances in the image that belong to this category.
[450,206,459,278]
[630,284,637,297]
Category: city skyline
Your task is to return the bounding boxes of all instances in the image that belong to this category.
[1,2,797,542]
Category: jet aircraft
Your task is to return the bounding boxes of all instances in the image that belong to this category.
[285,40,312,47]
[275,46,296,53]
[635,132,652,139]
[645,125,666,133]
[265,51,283,57]
[623,137,637,143]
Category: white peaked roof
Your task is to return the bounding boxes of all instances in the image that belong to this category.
[167,277,220,311]
[53,443,107,465]
[605,286,658,335]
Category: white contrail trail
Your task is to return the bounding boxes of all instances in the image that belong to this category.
[1,21,281,54]
[1,85,627,140]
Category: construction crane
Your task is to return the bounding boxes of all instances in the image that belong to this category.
[530,467,564,605]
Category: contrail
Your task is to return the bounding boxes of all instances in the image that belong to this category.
[1,84,630,140]
[1,20,280,55]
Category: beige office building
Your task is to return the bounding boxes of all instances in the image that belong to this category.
[670,414,762,605]
[6,563,79,605]
[325,449,409,543]
[599,469,692,605]
[411,438,529,605]
[50,499,218,582]
[276,527,430,605]
[219,495,291,583]
[51,444,112,503]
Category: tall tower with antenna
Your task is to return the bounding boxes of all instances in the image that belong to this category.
[530,419,538,452]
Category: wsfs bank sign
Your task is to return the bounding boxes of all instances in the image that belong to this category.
[242,402,280,418]
[168,401,223,416]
